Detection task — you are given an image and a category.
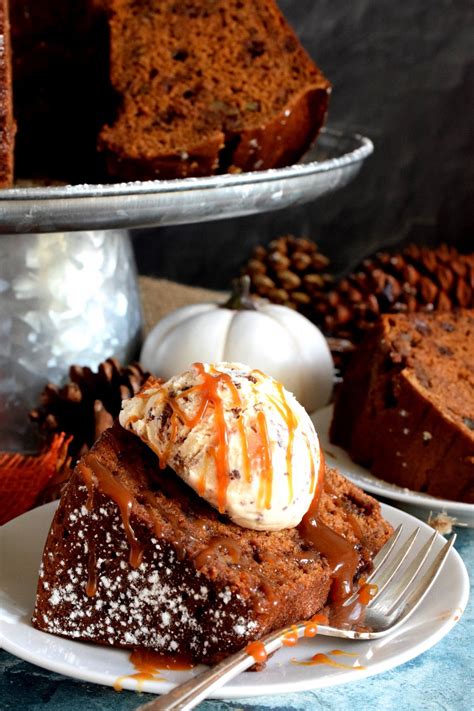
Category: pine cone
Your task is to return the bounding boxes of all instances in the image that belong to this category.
[242,235,334,314]
[30,358,150,461]
[316,243,474,344]
[241,238,473,374]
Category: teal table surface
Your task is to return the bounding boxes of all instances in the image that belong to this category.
[1,525,472,711]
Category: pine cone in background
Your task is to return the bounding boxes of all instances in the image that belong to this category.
[317,243,474,344]
[30,358,150,462]
[242,235,334,315]
[241,238,474,374]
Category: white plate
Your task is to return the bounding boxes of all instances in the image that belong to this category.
[312,406,474,528]
[0,501,469,698]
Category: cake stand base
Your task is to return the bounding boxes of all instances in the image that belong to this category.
[0,229,142,451]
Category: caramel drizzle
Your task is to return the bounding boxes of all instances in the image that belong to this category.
[297,458,379,631]
[358,580,378,606]
[113,648,194,692]
[113,671,162,692]
[246,640,267,664]
[82,465,95,511]
[298,512,359,604]
[299,454,379,627]
[194,536,242,570]
[251,370,310,503]
[304,433,317,497]
[282,625,299,646]
[130,648,194,672]
[266,381,299,501]
[294,652,365,670]
[246,611,329,664]
[79,459,143,570]
[327,577,378,631]
[303,612,329,638]
[147,364,311,515]
[155,363,252,511]
[297,453,360,604]
[255,410,273,510]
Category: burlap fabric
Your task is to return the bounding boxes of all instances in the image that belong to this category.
[138,276,225,335]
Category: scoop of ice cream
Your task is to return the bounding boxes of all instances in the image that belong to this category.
[119,362,322,531]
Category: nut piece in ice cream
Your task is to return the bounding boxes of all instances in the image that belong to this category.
[119,362,322,531]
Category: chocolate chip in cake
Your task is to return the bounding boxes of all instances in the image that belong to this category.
[437,345,454,357]
[414,318,432,336]
[441,322,456,332]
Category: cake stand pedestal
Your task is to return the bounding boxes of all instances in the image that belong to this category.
[0,229,142,450]
[0,128,373,450]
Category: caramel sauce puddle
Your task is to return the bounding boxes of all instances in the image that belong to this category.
[114,649,194,692]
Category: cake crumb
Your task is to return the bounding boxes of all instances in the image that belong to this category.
[427,512,457,535]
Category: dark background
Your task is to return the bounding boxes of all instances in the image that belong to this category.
[132,0,474,288]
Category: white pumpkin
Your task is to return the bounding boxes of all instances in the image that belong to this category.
[140,278,334,413]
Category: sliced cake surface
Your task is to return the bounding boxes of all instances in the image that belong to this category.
[99,0,330,180]
[331,310,474,502]
[33,422,391,663]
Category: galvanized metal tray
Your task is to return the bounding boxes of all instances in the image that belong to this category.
[0,128,373,234]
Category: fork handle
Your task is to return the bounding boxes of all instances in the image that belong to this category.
[136,623,355,711]
[136,628,286,711]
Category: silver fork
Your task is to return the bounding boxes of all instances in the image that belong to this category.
[137,526,456,711]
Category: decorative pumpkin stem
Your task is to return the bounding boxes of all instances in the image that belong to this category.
[222,275,258,311]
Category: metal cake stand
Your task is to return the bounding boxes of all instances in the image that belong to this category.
[0,127,373,449]
[0,129,372,233]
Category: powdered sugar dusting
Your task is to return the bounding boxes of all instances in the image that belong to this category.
[32,479,261,660]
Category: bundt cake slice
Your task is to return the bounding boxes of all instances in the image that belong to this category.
[99,0,330,180]
[32,422,391,664]
[331,310,474,503]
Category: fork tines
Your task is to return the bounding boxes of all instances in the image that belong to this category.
[360,524,456,631]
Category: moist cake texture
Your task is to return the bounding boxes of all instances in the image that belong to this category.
[2,0,329,183]
[99,0,330,180]
[32,422,391,663]
[331,310,474,503]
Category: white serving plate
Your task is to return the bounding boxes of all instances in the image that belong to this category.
[0,500,468,698]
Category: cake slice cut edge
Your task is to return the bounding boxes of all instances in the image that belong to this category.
[330,309,474,503]
[99,0,331,180]
[32,422,392,665]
